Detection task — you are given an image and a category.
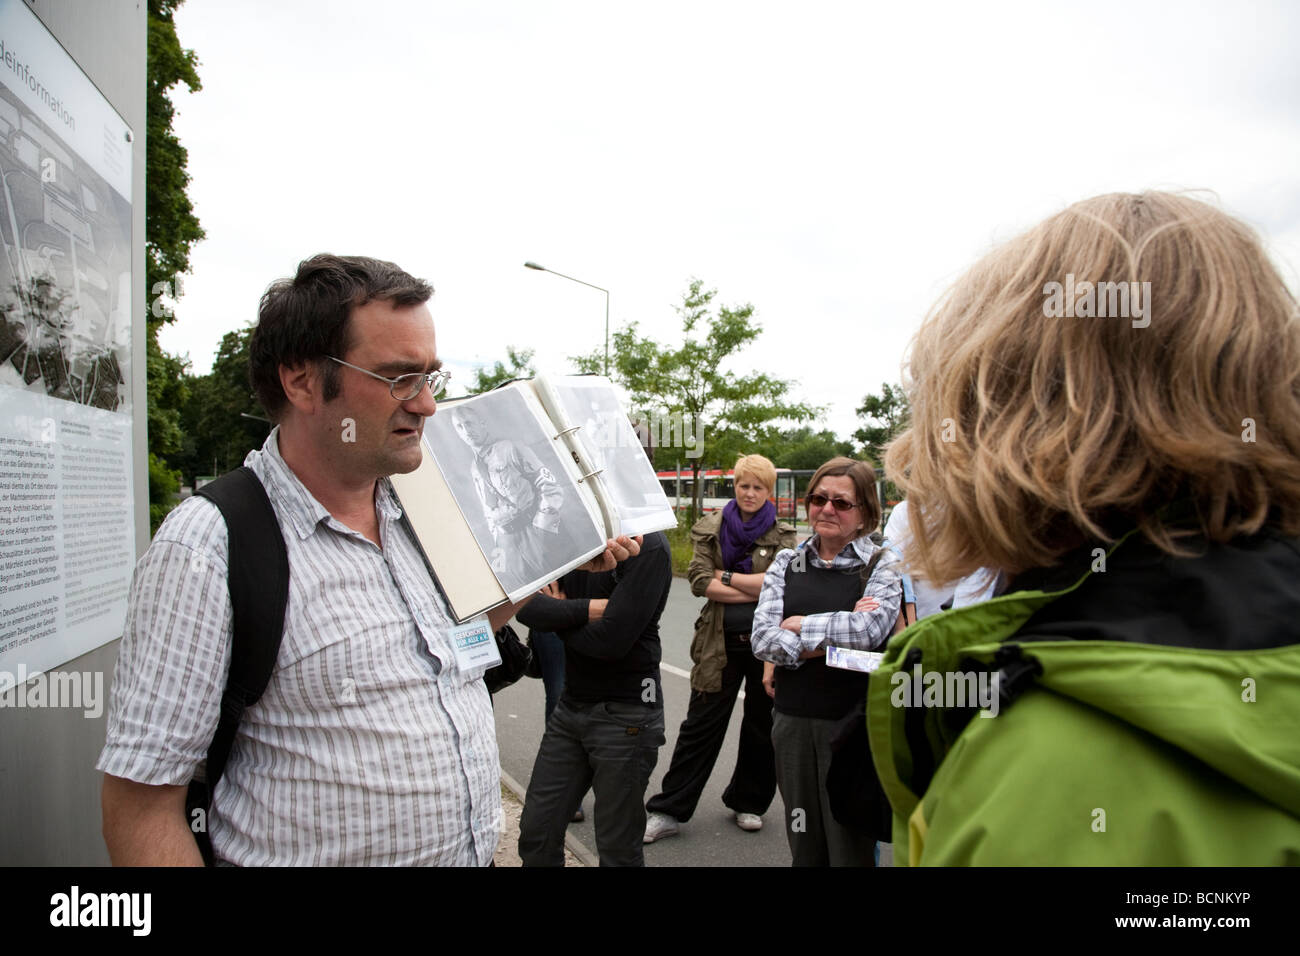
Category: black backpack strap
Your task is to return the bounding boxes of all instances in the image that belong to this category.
[187,466,289,864]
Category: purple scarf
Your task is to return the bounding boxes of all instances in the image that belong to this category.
[720,498,777,573]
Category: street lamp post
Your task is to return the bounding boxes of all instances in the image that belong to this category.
[524,261,610,376]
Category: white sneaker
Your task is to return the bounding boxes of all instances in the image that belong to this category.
[643,812,680,844]
[735,812,763,832]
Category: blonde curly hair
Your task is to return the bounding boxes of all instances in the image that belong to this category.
[884,191,1300,584]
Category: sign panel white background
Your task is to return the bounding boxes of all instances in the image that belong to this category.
[0,0,134,685]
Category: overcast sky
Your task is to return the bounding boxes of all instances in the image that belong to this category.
[160,0,1300,443]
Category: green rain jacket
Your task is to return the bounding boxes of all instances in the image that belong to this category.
[868,526,1300,866]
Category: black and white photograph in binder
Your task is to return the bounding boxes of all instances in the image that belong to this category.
[424,385,605,600]
[389,375,676,623]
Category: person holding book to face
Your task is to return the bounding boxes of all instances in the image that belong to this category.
[97,254,642,867]
[515,531,673,866]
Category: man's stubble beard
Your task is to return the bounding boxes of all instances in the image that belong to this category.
[324,400,427,482]
[382,427,427,477]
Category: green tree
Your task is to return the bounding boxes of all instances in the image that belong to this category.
[465,346,535,395]
[581,278,816,524]
[145,0,204,530]
[855,382,910,508]
[855,382,910,465]
[177,327,269,486]
[146,342,189,529]
[750,425,855,471]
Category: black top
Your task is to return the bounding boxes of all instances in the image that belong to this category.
[774,560,870,720]
[723,600,759,635]
[517,531,672,705]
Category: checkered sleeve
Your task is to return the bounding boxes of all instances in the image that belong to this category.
[748,546,803,666]
[798,546,903,653]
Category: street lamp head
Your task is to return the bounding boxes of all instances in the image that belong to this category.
[519,260,609,375]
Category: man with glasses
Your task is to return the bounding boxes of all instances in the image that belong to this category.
[98,254,637,866]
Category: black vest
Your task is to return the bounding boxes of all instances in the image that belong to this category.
[774,559,871,719]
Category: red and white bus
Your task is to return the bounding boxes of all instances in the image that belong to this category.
[656,467,897,524]
[656,467,800,519]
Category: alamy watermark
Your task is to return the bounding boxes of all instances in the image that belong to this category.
[611,410,706,459]
[0,664,103,718]
[1042,274,1151,328]
[50,886,151,936]
[890,663,1001,717]
[150,273,187,319]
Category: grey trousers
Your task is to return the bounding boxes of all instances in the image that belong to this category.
[519,697,665,866]
[772,710,877,866]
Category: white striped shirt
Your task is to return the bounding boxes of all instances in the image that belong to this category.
[97,430,502,866]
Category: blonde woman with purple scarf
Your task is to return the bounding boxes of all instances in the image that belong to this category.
[644,455,796,844]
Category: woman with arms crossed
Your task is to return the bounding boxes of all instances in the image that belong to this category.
[751,457,901,866]
[644,455,795,843]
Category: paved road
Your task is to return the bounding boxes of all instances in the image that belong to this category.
[494,576,794,867]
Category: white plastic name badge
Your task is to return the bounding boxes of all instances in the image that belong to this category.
[450,619,502,676]
[825,646,884,673]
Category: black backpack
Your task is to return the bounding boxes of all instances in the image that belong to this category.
[185,467,290,866]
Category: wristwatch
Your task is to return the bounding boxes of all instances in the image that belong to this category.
[722,571,733,586]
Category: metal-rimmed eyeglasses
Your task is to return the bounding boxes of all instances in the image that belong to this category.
[326,356,451,400]
[806,492,858,512]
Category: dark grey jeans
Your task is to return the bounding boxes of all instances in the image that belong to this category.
[519,697,666,866]
[772,710,877,866]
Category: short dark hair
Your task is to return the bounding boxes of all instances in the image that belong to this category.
[806,456,881,536]
[249,254,434,420]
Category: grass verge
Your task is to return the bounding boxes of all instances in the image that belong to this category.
[664,517,693,576]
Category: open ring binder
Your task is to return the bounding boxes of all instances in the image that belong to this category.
[390,373,676,623]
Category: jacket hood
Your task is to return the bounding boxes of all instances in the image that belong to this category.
[868,527,1300,827]
[1014,527,1300,652]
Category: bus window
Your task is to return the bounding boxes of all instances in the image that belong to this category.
[775,473,797,519]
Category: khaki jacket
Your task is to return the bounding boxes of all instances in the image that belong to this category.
[687,509,797,692]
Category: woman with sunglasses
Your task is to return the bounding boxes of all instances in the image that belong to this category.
[750,456,902,866]
[644,455,796,843]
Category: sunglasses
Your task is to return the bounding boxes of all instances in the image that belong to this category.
[806,493,858,513]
